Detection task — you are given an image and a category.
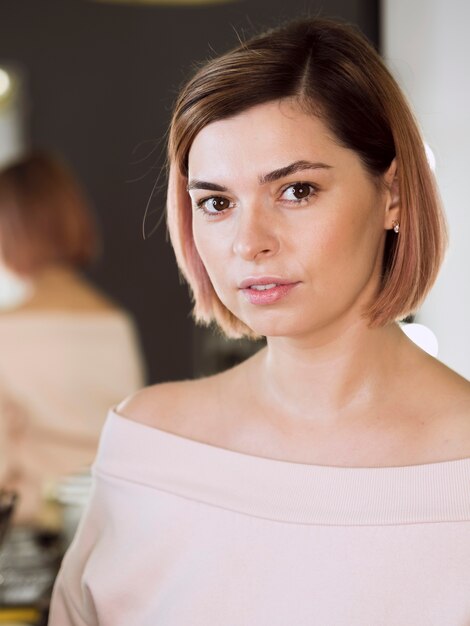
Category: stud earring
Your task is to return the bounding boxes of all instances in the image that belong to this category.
[392,220,400,234]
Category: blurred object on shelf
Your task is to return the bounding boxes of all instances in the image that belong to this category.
[55,472,92,549]
[0,474,91,625]
[0,492,17,549]
[24,471,93,551]
[0,526,60,624]
[34,484,62,539]
[0,605,40,623]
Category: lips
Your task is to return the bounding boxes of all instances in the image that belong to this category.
[238,276,295,289]
[238,277,300,305]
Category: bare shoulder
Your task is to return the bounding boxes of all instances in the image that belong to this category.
[115,376,225,437]
[115,355,252,443]
[412,351,470,458]
[424,355,470,416]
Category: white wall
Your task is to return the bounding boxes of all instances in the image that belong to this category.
[383,0,470,379]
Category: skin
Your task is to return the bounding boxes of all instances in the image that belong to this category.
[189,98,397,343]
[120,98,470,467]
[0,256,115,314]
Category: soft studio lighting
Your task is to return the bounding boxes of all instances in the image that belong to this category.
[0,68,12,100]
[400,322,439,357]
[424,142,436,172]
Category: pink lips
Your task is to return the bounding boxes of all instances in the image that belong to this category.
[239,277,300,305]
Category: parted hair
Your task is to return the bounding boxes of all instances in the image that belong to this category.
[0,151,99,275]
[166,17,447,338]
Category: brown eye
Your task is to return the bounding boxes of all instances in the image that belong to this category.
[197,195,233,215]
[281,183,316,203]
[291,183,311,199]
[211,197,230,211]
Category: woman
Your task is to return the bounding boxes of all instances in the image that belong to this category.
[50,18,470,625]
[0,152,144,525]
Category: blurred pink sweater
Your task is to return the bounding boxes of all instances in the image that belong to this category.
[0,312,144,523]
[49,409,470,625]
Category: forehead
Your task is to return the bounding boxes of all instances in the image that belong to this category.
[187,99,348,181]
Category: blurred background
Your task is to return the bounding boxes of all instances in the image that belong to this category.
[0,0,468,621]
[1,0,467,384]
[0,0,380,385]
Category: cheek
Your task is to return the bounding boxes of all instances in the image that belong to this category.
[192,222,211,269]
[338,187,384,245]
[192,221,228,288]
[300,198,384,282]
[295,214,361,267]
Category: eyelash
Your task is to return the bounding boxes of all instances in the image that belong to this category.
[281,182,319,204]
[194,182,319,217]
[195,196,235,216]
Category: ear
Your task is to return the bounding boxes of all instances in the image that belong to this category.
[382,158,400,230]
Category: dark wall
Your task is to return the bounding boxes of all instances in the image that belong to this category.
[0,0,378,383]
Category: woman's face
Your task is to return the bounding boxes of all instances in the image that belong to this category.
[187,99,397,339]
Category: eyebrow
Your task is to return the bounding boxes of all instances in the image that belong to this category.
[186,180,228,192]
[186,160,332,192]
[259,160,332,184]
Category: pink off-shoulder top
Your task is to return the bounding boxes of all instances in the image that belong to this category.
[49,409,470,625]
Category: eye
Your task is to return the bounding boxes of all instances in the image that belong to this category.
[196,196,232,215]
[281,182,317,203]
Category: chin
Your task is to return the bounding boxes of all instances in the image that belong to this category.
[239,313,310,340]
[239,304,360,341]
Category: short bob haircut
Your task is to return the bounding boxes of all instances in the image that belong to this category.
[0,151,99,275]
[167,17,447,339]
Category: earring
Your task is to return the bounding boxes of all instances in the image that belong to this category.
[392,220,400,234]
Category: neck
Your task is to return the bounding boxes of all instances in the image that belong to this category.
[251,319,407,428]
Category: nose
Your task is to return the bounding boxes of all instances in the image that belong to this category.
[232,203,279,261]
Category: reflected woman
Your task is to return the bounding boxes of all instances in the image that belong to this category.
[0,152,144,525]
[50,18,470,625]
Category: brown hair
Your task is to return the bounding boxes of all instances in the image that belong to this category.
[0,151,99,275]
[167,17,447,338]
